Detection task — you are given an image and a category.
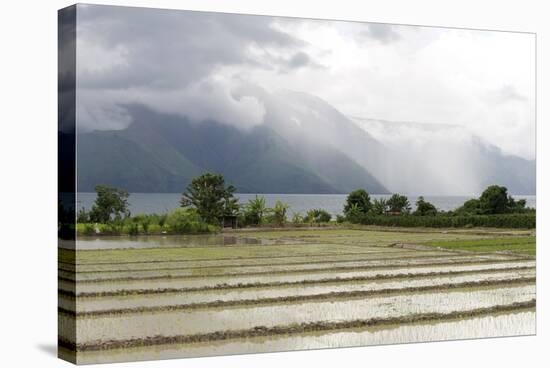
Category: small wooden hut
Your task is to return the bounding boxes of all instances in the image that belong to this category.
[221,215,238,229]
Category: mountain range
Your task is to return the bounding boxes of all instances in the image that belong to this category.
[76,89,535,195]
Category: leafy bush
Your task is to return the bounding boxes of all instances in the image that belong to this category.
[455,199,482,215]
[345,203,367,224]
[133,214,152,234]
[128,222,139,236]
[77,207,89,223]
[291,212,304,225]
[305,209,332,223]
[357,213,535,229]
[242,195,267,226]
[157,214,167,228]
[454,185,532,215]
[387,194,411,214]
[413,196,438,216]
[147,224,164,234]
[165,208,215,234]
[344,189,371,216]
[265,201,290,227]
[103,221,124,235]
[370,198,388,215]
[83,223,95,235]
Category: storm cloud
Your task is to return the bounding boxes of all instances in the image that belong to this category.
[75,4,535,161]
[76,5,310,131]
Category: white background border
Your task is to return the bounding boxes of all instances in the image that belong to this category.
[0,0,546,367]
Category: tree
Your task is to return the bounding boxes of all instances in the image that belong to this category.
[344,189,372,216]
[89,185,130,223]
[267,201,290,227]
[387,194,411,214]
[413,196,438,216]
[455,186,529,215]
[222,195,240,217]
[455,198,481,215]
[77,207,89,223]
[507,197,528,213]
[243,195,267,226]
[370,198,389,215]
[291,212,304,225]
[345,203,366,224]
[180,173,236,225]
[479,185,510,214]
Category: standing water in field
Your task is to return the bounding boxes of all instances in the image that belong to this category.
[73,311,535,364]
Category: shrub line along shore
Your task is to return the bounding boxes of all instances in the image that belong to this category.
[60,176,535,240]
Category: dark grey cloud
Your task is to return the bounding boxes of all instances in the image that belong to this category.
[269,51,325,74]
[77,5,322,130]
[288,51,313,68]
[58,5,76,134]
[77,5,306,90]
[75,4,320,131]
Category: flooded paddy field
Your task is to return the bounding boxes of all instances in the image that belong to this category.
[71,311,535,364]
[59,227,536,363]
[61,253,521,282]
[63,269,535,313]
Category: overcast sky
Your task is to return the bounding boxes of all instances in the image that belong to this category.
[75,4,536,159]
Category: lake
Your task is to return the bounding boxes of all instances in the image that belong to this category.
[76,193,536,217]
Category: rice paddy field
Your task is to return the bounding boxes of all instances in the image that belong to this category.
[58,227,536,364]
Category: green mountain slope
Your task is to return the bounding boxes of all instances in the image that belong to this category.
[77,131,196,192]
[76,106,389,194]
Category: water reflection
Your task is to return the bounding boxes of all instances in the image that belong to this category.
[72,235,273,250]
[75,311,535,364]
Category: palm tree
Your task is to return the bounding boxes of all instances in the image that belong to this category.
[244,195,267,225]
[269,201,290,227]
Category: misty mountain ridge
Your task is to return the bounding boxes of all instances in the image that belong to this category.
[350,116,535,195]
[76,88,535,196]
[77,103,389,194]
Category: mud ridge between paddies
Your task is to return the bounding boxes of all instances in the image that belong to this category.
[58,258,533,284]
[58,252,475,274]
[59,299,535,351]
[59,266,535,298]
[59,277,535,317]
[58,249,424,266]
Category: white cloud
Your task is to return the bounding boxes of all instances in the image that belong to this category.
[77,74,266,132]
[245,20,535,159]
[75,5,535,159]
